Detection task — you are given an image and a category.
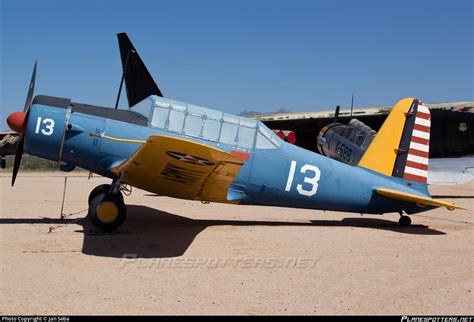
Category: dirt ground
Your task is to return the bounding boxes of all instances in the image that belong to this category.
[0,172,472,315]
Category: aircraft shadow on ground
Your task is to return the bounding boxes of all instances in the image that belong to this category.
[1,205,446,259]
[76,205,448,258]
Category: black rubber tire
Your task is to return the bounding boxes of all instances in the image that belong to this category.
[399,215,412,227]
[88,193,127,232]
[88,184,123,205]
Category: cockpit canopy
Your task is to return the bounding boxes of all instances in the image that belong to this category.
[130,95,282,150]
[328,119,377,150]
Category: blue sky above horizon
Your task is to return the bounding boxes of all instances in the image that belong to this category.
[1,0,472,130]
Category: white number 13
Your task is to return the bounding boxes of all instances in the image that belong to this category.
[285,160,321,197]
[35,117,55,136]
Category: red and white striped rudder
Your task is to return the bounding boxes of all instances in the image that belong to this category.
[403,101,430,183]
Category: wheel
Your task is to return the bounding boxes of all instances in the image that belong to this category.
[399,215,412,227]
[88,193,127,232]
[88,184,123,205]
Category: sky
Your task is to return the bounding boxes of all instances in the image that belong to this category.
[1,0,472,130]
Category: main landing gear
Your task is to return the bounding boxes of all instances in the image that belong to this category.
[87,175,129,232]
[399,212,412,227]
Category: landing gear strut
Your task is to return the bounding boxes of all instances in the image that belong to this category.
[399,213,412,227]
[87,173,127,232]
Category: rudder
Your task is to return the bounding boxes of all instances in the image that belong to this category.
[393,100,430,183]
[358,98,431,184]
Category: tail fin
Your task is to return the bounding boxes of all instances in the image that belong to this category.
[117,32,164,107]
[358,98,431,184]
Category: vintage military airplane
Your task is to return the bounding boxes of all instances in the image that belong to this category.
[5,34,462,232]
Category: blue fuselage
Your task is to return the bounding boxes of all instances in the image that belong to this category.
[24,95,433,215]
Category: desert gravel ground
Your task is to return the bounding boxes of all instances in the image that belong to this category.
[0,172,472,315]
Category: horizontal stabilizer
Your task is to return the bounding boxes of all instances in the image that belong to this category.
[375,188,463,211]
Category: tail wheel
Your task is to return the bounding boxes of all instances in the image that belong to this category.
[88,193,127,232]
[399,215,412,227]
[88,184,123,205]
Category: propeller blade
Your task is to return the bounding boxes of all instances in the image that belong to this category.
[11,60,37,186]
[11,135,24,186]
[23,60,37,113]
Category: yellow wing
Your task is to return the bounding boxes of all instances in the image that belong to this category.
[111,135,245,203]
[375,188,464,211]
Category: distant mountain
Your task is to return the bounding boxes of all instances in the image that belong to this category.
[239,107,292,116]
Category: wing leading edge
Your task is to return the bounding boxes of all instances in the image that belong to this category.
[111,135,245,203]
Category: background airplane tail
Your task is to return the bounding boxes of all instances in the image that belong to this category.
[358,98,431,185]
[117,32,163,107]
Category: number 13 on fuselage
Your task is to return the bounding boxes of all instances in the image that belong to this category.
[285,160,321,197]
